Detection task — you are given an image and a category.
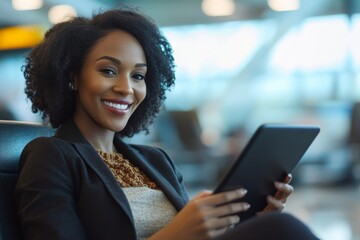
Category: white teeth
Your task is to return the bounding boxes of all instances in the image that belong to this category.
[103,101,128,110]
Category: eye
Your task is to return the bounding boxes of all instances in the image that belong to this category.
[100,68,117,76]
[132,73,146,81]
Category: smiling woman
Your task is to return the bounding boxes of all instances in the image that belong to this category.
[14,6,320,240]
[73,30,147,151]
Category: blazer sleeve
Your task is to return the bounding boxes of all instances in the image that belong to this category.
[15,137,87,240]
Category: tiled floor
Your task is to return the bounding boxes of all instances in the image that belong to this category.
[285,184,360,240]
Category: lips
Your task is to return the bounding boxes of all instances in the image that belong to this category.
[101,99,132,115]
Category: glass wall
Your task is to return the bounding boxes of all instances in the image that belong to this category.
[158,13,360,159]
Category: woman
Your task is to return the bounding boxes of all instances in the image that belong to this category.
[15,8,319,240]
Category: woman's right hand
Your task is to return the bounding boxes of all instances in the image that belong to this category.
[150,188,250,240]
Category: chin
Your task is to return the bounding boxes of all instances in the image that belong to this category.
[110,123,127,133]
[111,126,126,133]
[103,119,129,133]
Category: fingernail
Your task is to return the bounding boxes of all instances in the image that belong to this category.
[232,215,240,223]
[243,203,250,210]
[238,188,247,195]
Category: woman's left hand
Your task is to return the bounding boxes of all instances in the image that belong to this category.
[261,173,294,213]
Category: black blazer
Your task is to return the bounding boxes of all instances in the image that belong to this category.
[15,120,189,240]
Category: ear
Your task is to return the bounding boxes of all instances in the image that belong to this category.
[69,73,79,91]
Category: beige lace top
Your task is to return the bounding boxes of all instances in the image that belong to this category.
[97,150,177,239]
[97,150,158,190]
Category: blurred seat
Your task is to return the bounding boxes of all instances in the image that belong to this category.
[155,110,207,162]
[0,120,53,240]
[154,110,225,188]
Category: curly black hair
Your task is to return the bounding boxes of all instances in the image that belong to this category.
[23,7,176,137]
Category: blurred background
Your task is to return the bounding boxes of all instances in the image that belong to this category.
[1,0,360,238]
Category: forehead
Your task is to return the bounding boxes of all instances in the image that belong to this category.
[86,30,146,62]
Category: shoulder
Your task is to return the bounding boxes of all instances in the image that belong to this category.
[22,136,75,157]
[20,136,78,170]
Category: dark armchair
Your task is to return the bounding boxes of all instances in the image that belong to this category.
[0,120,53,240]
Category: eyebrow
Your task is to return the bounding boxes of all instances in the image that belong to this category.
[96,56,120,65]
[135,63,147,68]
[96,56,147,68]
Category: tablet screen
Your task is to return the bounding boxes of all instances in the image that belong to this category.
[213,124,320,222]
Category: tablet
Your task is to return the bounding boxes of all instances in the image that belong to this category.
[213,123,320,221]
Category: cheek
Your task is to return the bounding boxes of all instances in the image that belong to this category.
[78,75,108,97]
[78,85,99,103]
[83,78,104,91]
[136,83,147,104]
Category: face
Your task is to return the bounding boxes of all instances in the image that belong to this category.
[73,30,147,133]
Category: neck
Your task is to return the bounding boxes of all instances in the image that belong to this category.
[83,129,116,153]
[73,115,117,154]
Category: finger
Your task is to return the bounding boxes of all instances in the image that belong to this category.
[208,227,229,239]
[192,190,213,200]
[206,215,240,230]
[272,191,287,204]
[198,188,247,206]
[266,195,285,211]
[206,202,250,218]
[274,182,294,200]
[274,182,293,195]
[284,173,292,183]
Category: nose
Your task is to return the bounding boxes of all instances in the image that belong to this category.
[112,74,134,95]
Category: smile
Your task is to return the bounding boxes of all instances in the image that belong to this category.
[102,100,131,111]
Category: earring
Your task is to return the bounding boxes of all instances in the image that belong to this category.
[68,82,76,91]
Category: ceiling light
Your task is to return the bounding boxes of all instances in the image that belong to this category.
[202,0,235,17]
[267,0,300,12]
[12,0,43,11]
[48,5,77,24]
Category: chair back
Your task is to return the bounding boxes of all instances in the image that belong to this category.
[0,120,53,240]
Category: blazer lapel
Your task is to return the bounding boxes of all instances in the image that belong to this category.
[55,120,134,223]
[73,143,134,222]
